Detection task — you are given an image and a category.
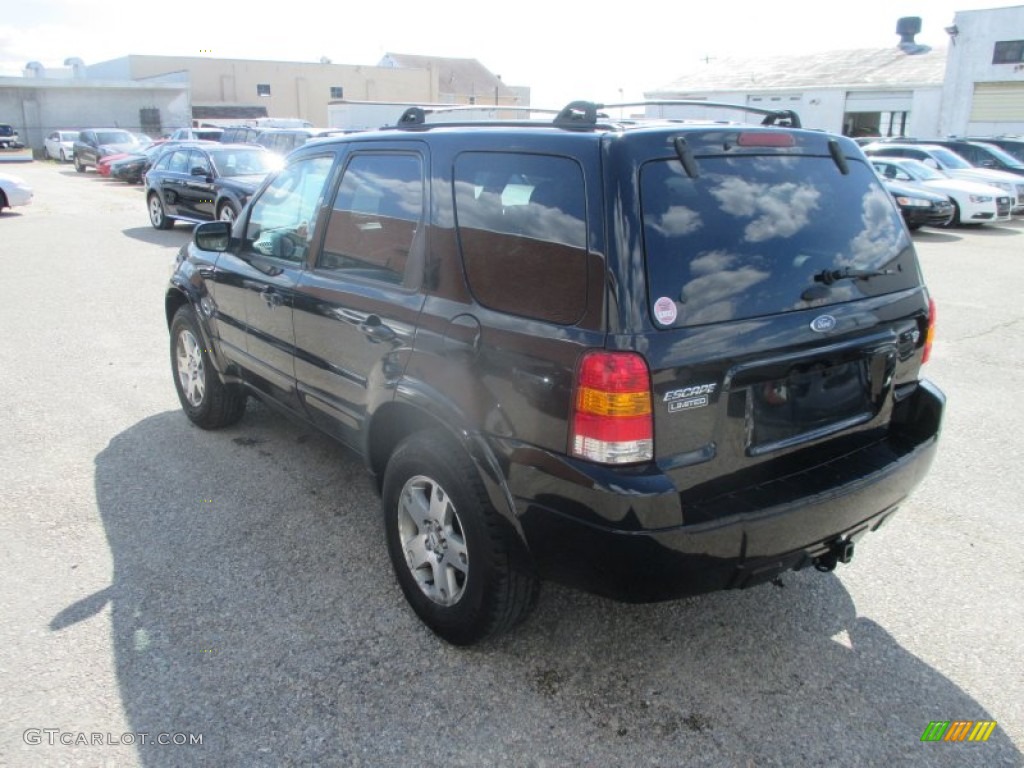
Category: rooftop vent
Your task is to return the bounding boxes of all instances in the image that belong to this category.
[896,17,930,54]
[24,61,45,78]
[63,57,86,78]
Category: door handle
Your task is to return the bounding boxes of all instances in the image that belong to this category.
[358,315,396,343]
[260,286,283,308]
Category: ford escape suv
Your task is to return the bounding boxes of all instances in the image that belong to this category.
[165,101,944,645]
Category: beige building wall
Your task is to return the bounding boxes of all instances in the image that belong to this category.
[121,56,435,126]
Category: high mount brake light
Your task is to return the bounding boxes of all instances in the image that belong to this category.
[923,297,936,364]
[737,132,796,148]
[571,351,653,464]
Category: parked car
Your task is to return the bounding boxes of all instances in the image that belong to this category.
[219,125,261,144]
[914,139,1024,177]
[0,123,21,149]
[146,143,279,227]
[44,130,80,162]
[254,127,347,156]
[0,171,33,211]
[870,156,1012,225]
[168,127,225,142]
[862,142,1024,213]
[880,178,955,229]
[166,101,945,644]
[73,129,144,172]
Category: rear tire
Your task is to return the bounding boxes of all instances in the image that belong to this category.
[170,306,246,429]
[382,430,539,645]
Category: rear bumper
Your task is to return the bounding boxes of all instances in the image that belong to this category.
[508,380,944,602]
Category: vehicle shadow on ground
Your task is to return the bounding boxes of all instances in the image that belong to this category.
[70,406,1020,767]
[122,226,193,248]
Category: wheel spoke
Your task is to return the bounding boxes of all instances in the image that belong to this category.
[403,534,431,571]
[402,483,433,529]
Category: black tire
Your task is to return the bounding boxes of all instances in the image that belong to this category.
[60,149,68,163]
[217,202,238,223]
[0,190,7,212]
[74,154,85,173]
[944,200,961,228]
[148,192,172,230]
[382,430,539,645]
[170,305,246,429]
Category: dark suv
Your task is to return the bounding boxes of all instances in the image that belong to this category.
[165,101,945,644]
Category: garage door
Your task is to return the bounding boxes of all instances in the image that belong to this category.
[845,91,913,112]
[970,82,1024,121]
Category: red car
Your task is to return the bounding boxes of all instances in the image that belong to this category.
[97,138,161,177]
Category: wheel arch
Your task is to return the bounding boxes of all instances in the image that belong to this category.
[165,284,237,385]
[366,393,527,547]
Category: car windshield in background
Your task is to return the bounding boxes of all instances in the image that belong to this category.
[208,149,278,177]
[60,131,79,141]
[929,147,972,168]
[96,131,136,145]
[640,155,918,328]
[976,142,1024,169]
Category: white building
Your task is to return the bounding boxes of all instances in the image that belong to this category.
[940,5,1024,136]
[645,18,946,138]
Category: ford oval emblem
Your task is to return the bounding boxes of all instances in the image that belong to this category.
[810,314,837,333]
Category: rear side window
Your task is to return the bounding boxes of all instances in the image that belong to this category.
[454,152,587,325]
[640,155,918,328]
[318,153,424,284]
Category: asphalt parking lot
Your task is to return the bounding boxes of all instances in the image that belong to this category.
[1,160,1021,768]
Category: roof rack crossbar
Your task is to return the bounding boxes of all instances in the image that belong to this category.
[560,100,802,129]
[396,104,562,128]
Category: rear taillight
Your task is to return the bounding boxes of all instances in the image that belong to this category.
[922,297,936,364]
[571,351,653,464]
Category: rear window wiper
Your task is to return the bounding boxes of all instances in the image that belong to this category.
[814,267,896,285]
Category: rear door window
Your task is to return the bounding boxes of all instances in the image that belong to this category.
[318,153,425,285]
[453,152,588,325]
[640,155,918,328]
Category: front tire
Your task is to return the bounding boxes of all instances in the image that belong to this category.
[60,149,68,162]
[149,193,172,229]
[943,201,962,228]
[382,431,539,645]
[74,154,85,173]
[170,306,246,429]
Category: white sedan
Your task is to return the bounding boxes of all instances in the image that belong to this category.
[870,157,1012,226]
[44,130,80,162]
[0,171,33,211]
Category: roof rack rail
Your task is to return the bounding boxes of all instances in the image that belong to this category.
[395,104,560,128]
[392,99,802,132]
[556,100,802,130]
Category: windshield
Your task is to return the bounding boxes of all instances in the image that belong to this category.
[975,142,1024,169]
[901,160,947,181]
[96,131,136,145]
[208,148,279,177]
[60,131,79,141]
[929,147,972,169]
[640,154,918,328]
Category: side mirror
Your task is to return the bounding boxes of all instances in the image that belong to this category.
[922,158,939,170]
[191,167,209,177]
[194,221,232,252]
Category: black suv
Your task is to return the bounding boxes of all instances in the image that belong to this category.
[165,101,945,644]
[146,143,279,226]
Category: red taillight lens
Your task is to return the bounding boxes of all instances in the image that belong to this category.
[571,351,653,464]
[922,297,936,364]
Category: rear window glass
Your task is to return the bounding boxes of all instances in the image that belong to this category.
[454,152,587,325]
[640,155,917,328]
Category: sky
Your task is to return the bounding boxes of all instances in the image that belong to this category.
[1,0,1020,109]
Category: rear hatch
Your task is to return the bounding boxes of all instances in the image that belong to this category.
[628,128,931,526]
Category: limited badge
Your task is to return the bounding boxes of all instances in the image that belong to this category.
[653,297,678,326]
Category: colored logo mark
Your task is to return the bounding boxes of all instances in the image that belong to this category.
[921,720,997,742]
